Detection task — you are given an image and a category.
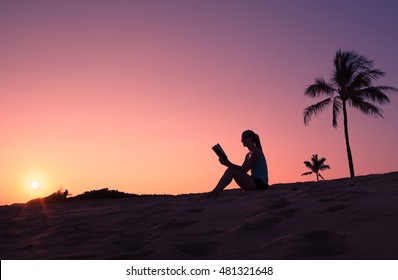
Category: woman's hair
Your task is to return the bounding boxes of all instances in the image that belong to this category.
[243,130,262,150]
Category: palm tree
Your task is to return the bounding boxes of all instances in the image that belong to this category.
[302,154,330,182]
[304,50,397,178]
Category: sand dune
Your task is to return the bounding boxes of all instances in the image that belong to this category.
[1,172,398,259]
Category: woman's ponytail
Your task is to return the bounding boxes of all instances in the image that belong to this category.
[254,133,262,150]
[243,130,263,150]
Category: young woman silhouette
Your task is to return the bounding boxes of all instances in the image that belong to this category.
[206,130,268,197]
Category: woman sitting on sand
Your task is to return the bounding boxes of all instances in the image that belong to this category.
[206,130,268,197]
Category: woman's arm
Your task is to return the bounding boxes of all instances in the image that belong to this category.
[219,157,246,172]
[219,149,260,173]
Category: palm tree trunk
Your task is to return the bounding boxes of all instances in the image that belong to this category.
[342,101,355,177]
[316,172,319,182]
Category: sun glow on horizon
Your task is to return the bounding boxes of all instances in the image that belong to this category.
[31,180,41,190]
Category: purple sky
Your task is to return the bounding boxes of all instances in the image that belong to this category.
[1,0,397,205]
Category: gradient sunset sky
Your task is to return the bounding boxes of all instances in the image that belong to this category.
[1,0,397,205]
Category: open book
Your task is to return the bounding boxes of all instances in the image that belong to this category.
[212,143,228,159]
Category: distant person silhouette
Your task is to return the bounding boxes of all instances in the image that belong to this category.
[205,130,268,197]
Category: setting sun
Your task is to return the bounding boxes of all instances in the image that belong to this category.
[31,181,41,190]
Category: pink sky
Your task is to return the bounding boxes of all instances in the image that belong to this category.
[1,0,397,205]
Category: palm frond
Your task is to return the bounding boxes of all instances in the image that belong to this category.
[333,50,357,86]
[319,164,331,171]
[358,86,396,104]
[318,157,327,164]
[314,157,328,171]
[311,154,319,161]
[303,161,314,169]
[333,50,373,87]
[349,97,384,118]
[304,78,335,98]
[318,173,325,180]
[350,69,385,89]
[303,98,333,125]
[301,171,313,176]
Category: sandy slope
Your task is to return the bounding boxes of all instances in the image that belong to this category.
[1,172,398,259]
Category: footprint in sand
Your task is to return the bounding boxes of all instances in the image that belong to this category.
[298,230,351,257]
[237,215,281,232]
[261,230,351,259]
[266,198,291,209]
[275,208,301,218]
[108,232,153,259]
[279,230,351,259]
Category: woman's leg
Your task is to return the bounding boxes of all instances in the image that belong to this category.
[209,167,257,196]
